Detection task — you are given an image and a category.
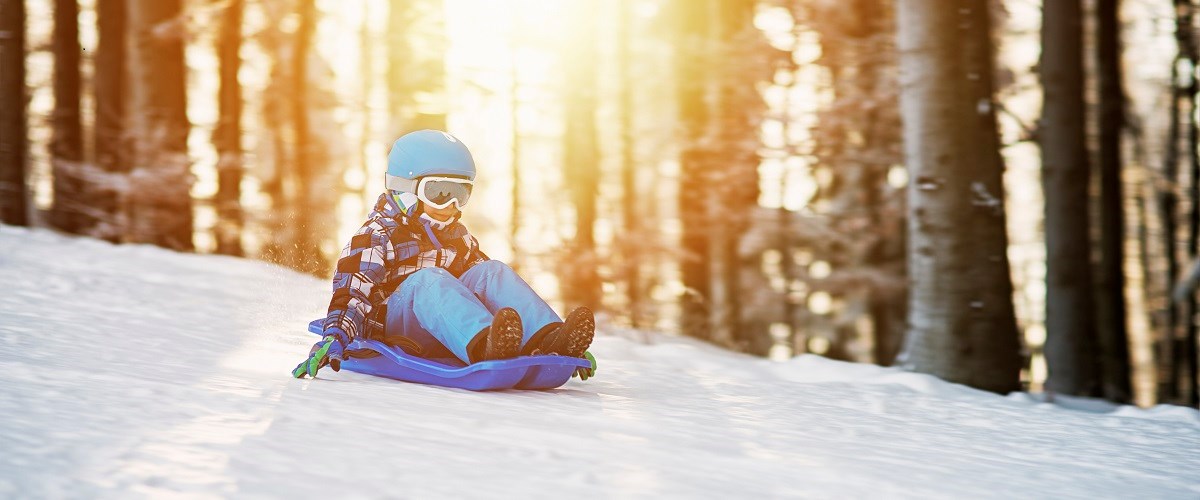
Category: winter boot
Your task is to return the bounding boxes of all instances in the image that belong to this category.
[524,306,594,358]
[469,307,523,362]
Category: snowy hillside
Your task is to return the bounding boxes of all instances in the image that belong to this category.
[0,225,1197,498]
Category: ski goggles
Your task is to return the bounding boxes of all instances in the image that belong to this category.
[412,176,474,209]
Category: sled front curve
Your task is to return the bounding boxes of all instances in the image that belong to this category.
[306,319,589,391]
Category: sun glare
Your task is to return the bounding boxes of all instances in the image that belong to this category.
[290,0,605,263]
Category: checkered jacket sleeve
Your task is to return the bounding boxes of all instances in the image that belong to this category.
[321,213,407,342]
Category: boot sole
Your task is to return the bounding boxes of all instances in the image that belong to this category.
[544,307,595,358]
[484,307,523,360]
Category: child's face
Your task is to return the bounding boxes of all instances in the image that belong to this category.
[424,203,461,221]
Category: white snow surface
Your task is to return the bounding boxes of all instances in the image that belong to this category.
[1,225,1198,499]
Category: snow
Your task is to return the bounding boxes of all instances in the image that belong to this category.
[1,225,1198,499]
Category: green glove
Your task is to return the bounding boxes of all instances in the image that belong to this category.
[292,335,346,379]
[572,351,597,381]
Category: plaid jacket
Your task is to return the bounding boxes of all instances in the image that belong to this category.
[322,192,488,343]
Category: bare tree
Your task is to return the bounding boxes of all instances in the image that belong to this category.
[290,0,323,273]
[509,6,522,270]
[255,0,291,266]
[51,0,85,232]
[253,0,337,275]
[386,0,447,136]
[1159,0,1199,407]
[617,0,643,327]
[92,0,127,241]
[126,0,192,250]
[1184,0,1200,408]
[0,0,28,226]
[671,0,774,347]
[357,0,373,206]
[1095,0,1133,402]
[710,0,770,349]
[1183,0,1200,407]
[673,0,713,337]
[802,0,907,365]
[561,0,602,311]
[1041,0,1101,396]
[894,0,1022,393]
[213,0,245,256]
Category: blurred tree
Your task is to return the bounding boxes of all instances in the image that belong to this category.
[617,0,643,327]
[1094,0,1133,403]
[258,0,291,263]
[358,0,373,203]
[1180,0,1200,407]
[92,0,127,241]
[1160,0,1199,406]
[802,0,907,365]
[256,0,340,275]
[0,0,28,226]
[126,0,193,250]
[387,0,447,136]
[288,0,329,274]
[50,0,85,233]
[561,0,602,311]
[1186,0,1200,408]
[213,0,245,256]
[711,0,772,349]
[672,0,773,347]
[611,0,677,332]
[673,0,713,338]
[895,0,1022,393]
[509,5,522,270]
[1042,0,1101,397]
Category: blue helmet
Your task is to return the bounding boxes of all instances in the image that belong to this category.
[385,130,476,192]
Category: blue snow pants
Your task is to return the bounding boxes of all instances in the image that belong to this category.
[384,260,562,364]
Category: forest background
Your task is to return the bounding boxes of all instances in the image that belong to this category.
[1,0,1197,408]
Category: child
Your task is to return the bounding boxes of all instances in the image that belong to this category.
[293,130,597,380]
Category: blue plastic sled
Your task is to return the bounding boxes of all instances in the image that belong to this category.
[306,319,590,391]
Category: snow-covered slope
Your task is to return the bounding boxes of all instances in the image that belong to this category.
[1,225,1197,499]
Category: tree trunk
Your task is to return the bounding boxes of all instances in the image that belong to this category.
[1041,0,1101,396]
[358,0,373,208]
[618,0,642,327]
[509,5,521,270]
[213,0,244,256]
[779,69,797,355]
[673,0,712,337]
[1094,0,1133,403]
[92,0,127,241]
[1158,44,1182,403]
[126,0,192,250]
[1159,0,1199,406]
[0,0,29,226]
[256,0,288,266]
[706,0,732,347]
[1186,2,1200,406]
[386,0,408,136]
[895,0,1022,393]
[710,0,763,348]
[562,0,601,311]
[806,0,907,365]
[386,0,447,136]
[290,0,324,273]
[51,0,86,233]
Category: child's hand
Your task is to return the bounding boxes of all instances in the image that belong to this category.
[292,334,347,379]
[573,351,597,381]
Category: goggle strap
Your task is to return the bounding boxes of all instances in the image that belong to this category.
[385,174,417,193]
[418,176,474,187]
